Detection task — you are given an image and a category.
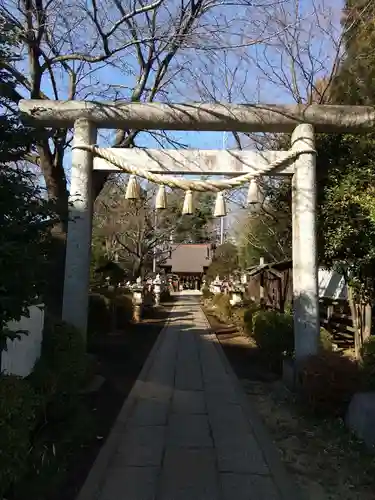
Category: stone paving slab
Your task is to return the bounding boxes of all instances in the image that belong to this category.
[77,299,303,500]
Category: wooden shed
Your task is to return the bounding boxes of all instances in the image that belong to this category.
[246,259,292,312]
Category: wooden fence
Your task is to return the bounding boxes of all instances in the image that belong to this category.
[319,297,354,349]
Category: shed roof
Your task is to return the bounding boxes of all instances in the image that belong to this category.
[247,259,292,276]
[160,244,213,274]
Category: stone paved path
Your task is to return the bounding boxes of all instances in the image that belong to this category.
[77,297,301,500]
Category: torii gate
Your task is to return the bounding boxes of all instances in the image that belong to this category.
[19,100,375,363]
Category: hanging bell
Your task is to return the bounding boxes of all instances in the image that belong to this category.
[247,178,262,205]
[155,185,167,210]
[182,190,193,215]
[125,174,140,200]
[213,191,227,217]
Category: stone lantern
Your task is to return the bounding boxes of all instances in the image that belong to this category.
[153,274,162,306]
[132,276,143,322]
[212,275,222,295]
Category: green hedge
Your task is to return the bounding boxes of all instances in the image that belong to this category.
[88,290,133,334]
[0,375,40,496]
[202,287,213,300]
[32,316,88,395]
[212,293,232,320]
[88,293,112,336]
[360,336,375,389]
[1,317,92,497]
[298,352,361,417]
[253,309,294,366]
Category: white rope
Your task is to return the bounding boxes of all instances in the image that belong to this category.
[73,144,316,192]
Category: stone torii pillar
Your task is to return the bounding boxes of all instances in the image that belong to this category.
[62,119,97,339]
[291,124,319,362]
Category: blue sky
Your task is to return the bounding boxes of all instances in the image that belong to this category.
[14,0,343,182]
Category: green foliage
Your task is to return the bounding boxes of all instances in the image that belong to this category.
[1,318,95,496]
[31,317,88,399]
[360,336,375,389]
[252,310,294,365]
[313,3,375,305]
[0,168,57,345]
[212,293,232,320]
[331,0,375,106]
[319,327,333,352]
[316,133,375,303]
[206,242,238,280]
[240,302,260,336]
[113,292,133,328]
[171,191,216,244]
[0,376,40,496]
[0,18,58,349]
[201,287,213,300]
[88,293,112,336]
[160,288,171,302]
[298,352,361,417]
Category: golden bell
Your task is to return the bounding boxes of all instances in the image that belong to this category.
[182,190,193,215]
[247,179,262,205]
[155,185,167,210]
[125,175,140,200]
[213,191,227,217]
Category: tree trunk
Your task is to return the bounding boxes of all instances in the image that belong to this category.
[38,149,69,318]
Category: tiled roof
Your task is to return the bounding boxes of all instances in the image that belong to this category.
[161,244,213,273]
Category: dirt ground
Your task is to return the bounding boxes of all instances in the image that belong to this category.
[205,311,375,500]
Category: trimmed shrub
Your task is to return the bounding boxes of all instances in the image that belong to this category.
[202,287,213,300]
[360,336,375,389]
[114,293,133,328]
[160,288,171,302]
[319,327,334,351]
[31,316,88,397]
[212,293,232,320]
[88,292,111,336]
[0,375,40,496]
[298,352,362,417]
[242,302,260,336]
[252,309,294,365]
[212,293,223,306]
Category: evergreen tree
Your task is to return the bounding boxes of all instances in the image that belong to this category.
[0,17,57,349]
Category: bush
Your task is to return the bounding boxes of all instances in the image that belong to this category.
[298,352,362,417]
[360,336,375,389]
[88,293,111,336]
[212,293,232,320]
[319,327,334,351]
[160,288,171,302]
[0,375,40,496]
[253,309,294,365]
[114,293,133,328]
[242,302,260,336]
[31,316,89,397]
[202,287,213,300]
